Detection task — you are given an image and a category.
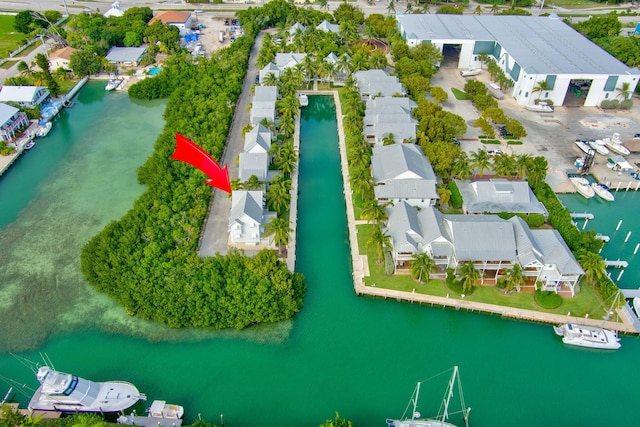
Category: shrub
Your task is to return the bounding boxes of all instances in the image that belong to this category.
[481,139,500,144]
[464,80,487,98]
[507,140,523,145]
[620,99,633,109]
[473,93,498,111]
[535,289,563,309]
[601,99,620,109]
[496,212,546,228]
[448,181,463,209]
[384,250,395,276]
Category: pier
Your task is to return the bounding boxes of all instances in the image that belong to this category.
[63,77,89,106]
[570,212,594,219]
[604,259,629,268]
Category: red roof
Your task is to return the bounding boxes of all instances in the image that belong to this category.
[50,46,78,60]
[148,11,191,25]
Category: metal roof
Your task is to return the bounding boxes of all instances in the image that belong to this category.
[239,153,269,181]
[444,215,517,262]
[371,143,436,182]
[229,191,263,229]
[397,14,636,75]
[244,124,272,154]
[105,46,146,63]
[354,70,405,97]
[0,102,19,125]
[457,179,548,215]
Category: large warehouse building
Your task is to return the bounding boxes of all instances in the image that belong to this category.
[396,14,639,107]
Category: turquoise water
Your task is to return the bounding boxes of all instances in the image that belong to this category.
[148,67,162,76]
[1,94,640,426]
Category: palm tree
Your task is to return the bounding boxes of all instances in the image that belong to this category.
[526,156,548,186]
[437,187,452,207]
[361,199,388,224]
[244,174,262,190]
[387,0,396,16]
[616,82,632,101]
[452,153,472,180]
[263,72,279,87]
[274,141,297,177]
[502,263,525,292]
[492,153,516,178]
[367,225,391,264]
[577,250,606,284]
[514,154,532,179]
[264,215,292,256]
[457,261,481,293]
[411,253,436,283]
[266,180,291,214]
[350,166,373,200]
[470,149,492,177]
[382,133,396,146]
[17,60,34,79]
[532,80,549,101]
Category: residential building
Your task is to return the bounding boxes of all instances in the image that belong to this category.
[289,22,306,42]
[104,1,126,17]
[363,97,417,145]
[239,152,269,182]
[0,103,29,142]
[353,69,405,101]
[316,20,340,34]
[324,52,350,84]
[49,46,78,71]
[243,123,273,154]
[386,204,584,296]
[371,143,438,208]
[250,86,278,126]
[456,179,548,216]
[396,14,639,107]
[149,11,192,35]
[274,52,307,70]
[105,46,147,67]
[0,86,50,109]
[228,190,276,246]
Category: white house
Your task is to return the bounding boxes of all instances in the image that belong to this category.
[104,1,126,18]
[353,69,406,100]
[49,46,78,71]
[243,123,272,154]
[105,46,147,66]
[228,190,275,246]
[456,179,548,216]
[363,97,417,145]
[316,20,340,34]
[0,86,50,109]
[239,152,269,182]
[371,143,438,209]
[396,14,639,107]
[0,103,29,142]
[148,10,192,35]
[250,86,278,126]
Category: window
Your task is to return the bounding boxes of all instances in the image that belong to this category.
[604,76,618,91]
[545,75,556,90]
[525,91,529,97]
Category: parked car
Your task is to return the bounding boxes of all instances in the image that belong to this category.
[487,149,503,156]
[255,74,260,84]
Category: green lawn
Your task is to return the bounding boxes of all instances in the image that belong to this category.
[0,15,27,60]
[0,59,18,69]
[356,223,607,319]
[451,88,469,100]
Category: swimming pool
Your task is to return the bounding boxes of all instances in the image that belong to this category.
[148,67,162,76]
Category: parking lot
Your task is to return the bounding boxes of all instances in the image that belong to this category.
[189,12,244,57]
[431,61,640,192]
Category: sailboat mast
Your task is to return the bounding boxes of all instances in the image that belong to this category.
[441,366,458,422]
[412,382,421,419]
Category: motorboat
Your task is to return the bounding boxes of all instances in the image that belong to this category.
[526,102,554,113]
[387,366,470,427]
[36,122,52,137]
[569,176,595,198]
[28,366,145,413]
[634,297,640,318]
[23,140,35,150]
[602,132,630,155]
[587,139,609,156]
[553,323,620,350]
[591,183,615,201]
[459,68,481,77]
[105,78,122,91]
[118,400,184,427]
[574,139,594,155]
[298,93,308,107]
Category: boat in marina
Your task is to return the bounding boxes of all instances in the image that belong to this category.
[386,366,470,427]
[118,400,184,427]
[23,140,35,150]
[569,176,595,199]
[553,323,620,350]
[28,366,145,413]
[459,68,481,77]
[526,102,554,113]
[36,122,52,137]
[298,93,308,107]
[574,139,594,155]
[591,183,615,201]
[105,78,122,91]
[587,139,609,156]
[601,133,630,155]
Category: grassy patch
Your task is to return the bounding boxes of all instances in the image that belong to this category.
[451,88,469,100]
[18,42,41,57]
[0,15,27,60]
[535,290,563,309]
[507,140,523,145]
[481,139,500,144]
[0,59,18,69]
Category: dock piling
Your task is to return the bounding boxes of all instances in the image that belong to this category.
[625,232,632,243]
[616,220,623,231]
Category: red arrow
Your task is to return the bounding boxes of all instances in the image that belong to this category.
[171,133,232,193]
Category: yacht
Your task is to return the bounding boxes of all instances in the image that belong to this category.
[574,139,594,155]
[553,324,621,350]
[587,139,609,156]
[459,68,481,77]
[28,366,145,413]
[298,93,309,107]
[591,183,615,202]
[36,122,52,137]
[569,176,595,199]
[105,78,122,91]
[526,102,554,113]
[602,133,630,155]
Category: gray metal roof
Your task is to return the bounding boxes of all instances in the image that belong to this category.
[254,86,277,102]
[0,102,19,125]
[229,190,263,229]
[105,46,146,63]
[244,124,272,154]
[371,143,436,182]
[0,86,47,103]
[374,179,438,200]
[386,202,424,254]
[457,179,548,215]
[316,20,339,34]
[353,70,405,97]
[366,96,417,113]
[531,229,585,275]
[274,52,306,69]
[509,216,544,267]
[239,153,269,181]
[444,215,517,262]
[397,14,636,75]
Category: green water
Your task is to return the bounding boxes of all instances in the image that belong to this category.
[1,94,640,426]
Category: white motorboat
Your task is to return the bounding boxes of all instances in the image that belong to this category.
[298,93,308,107]
[588,139,609,156]
[387,366,470,427]
[460,68,481,77]
[36,122,52,137]
[105,78,122,91]
[23,140,35,150]
[602,132,630,155]
[118,400,184,427]
[574,139,594,155]
[28,366,145,413]
[553,323,620,350]
[591,183,615,201]
[526,102,554,113]
[569,176,595,198]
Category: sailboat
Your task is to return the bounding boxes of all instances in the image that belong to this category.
[387,366,471,427]
[553,292,622,350]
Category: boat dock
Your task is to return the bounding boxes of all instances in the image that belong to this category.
[604,259,629,268]
[63,76,89,105]
[570,212,594,219]
[595,234,610,242]
[0,403,62,420]
[118,414,183,427]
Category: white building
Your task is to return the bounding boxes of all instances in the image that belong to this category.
[104,1,126,18]
[228,191,275,246]
[148,11,192,35]
[397,14,640,107]
[0,86,50,109]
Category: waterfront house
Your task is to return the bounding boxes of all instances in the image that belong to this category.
[148,11,192,35]
[250,86,278,126]
[324,52,350,84]
[0,103,29,142]
[386,204,584,296]
[103,1,126,17]
[316,20,340,34]
[105,46,147,67]
[456,178,548,216]
[243,124,273,155]
[274,52,307,71]
[0,86,50,109]
[363,97,417,145]
[353,69,405,101]
[228,190,276,246]
[49,46,78,71]
[239,152,269,182]
[371,143,438,209]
